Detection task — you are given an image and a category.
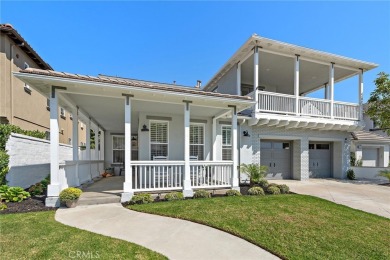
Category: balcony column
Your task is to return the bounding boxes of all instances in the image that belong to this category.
[294,55,300,116]
[86,118,91,160]
[183,100,193,197]
[46,86,66,207]
[253,46,259,111]
[329,63,335,119]
[122,94,134,202]
[72,106,79,161]
[324,84,329,99]
[358,69,364,121]
[229,105,239,191]
[100,128,105,160]
[236,62,241,95]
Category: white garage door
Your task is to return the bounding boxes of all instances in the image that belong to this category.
[261,141,291,179]
[362,147,378,167]
[309,143,331,178]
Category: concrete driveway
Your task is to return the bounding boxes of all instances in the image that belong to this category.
[271,179,390,218]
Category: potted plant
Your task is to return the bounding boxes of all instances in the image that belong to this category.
[59,187,82,208]
[240,163,268,186]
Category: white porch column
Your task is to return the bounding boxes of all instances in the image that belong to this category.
[236,62,241,95]
[46,86,65,207]
[100,129,105,160]
[359,69,364,121]
[183,100,193,197]
[93,124,99,160]
[253,47,259,111]
[230,105,239,190]
[329,63,335,119]
[294,55,300,116]
[324,84,329,99]
[212,117,217,161]
[86,118,91,160]
[122,94,134,202]
[72,107,79,161]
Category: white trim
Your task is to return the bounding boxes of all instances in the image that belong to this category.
[190,123,205,161]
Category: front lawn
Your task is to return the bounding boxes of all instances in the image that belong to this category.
[0,211,166,260]
[128,195,390,260]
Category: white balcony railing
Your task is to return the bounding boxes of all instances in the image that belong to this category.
[257,91,359,120]
[131,161,233,192]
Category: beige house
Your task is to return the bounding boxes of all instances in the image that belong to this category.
[0,24,86,145]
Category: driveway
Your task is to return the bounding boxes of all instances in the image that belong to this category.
[271,179,390,218]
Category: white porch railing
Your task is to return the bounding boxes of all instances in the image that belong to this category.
[257,91,359,120]
[131,161,233,192]
[190,161,233,188]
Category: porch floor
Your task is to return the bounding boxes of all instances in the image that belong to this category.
[78,176,124,206]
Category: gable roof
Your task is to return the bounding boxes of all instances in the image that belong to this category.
[0,24,53,70]
[19,68,252,101]
[351,130,390,143]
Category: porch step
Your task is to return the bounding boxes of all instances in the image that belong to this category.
[77,192,121,206]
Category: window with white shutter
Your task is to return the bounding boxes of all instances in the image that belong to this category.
[150,121,168,159]
[222,125,232,160]
[190,124,204,160]
[112,135,125,163]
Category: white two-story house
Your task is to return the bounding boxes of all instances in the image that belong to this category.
[203,34,377,181]
[14,34,378,206]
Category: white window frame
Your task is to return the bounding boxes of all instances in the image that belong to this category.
[112,135,125,163]
[222,125,232,161]
[149,120,169,160]
[190,123,205,161]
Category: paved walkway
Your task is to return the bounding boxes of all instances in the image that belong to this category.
[56,203,278,260]
[78,176,123,206]
[271,179,390,218]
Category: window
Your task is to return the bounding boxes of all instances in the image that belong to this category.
[150,121,168,159]
[222,125,232,160]
[113,136,125,163]
[190,124,204,160]
[316,144,330,150]
[60,107,66,119]
[24,62,31,94]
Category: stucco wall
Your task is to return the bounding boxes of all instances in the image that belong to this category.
[214,65,238,95]
[351,166,389,181]
[5,133,73,188]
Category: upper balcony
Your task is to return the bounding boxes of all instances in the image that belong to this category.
[203,35,378,130]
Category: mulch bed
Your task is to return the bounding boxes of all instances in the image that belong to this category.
[0,195,57,215]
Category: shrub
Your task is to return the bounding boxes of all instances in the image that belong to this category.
[59,188,82,203]
[164,192,184,201]
[0,150,9,185]
[377,169,390,181]
[40,177,50,190]
[226,189,242,196]
[240,164,268,185]
[266,186,281,195]
[257,179,269,188]
[248,187,265,196]
[0,185,31,202]
[0,201,6,210]
[28,183,44,196]
[130,193,154,204]
[278,184,290,194]
[193,190,211,199]
[0,124,46,150]
[346,169,356,180]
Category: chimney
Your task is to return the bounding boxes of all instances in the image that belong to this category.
[173,80,176,85]
[196,80,201,89]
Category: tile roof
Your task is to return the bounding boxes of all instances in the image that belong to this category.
[19,68,252,101]
[351,130,390,143]
[0,24,53,70]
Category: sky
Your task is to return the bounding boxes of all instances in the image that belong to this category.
[1,1,389,103]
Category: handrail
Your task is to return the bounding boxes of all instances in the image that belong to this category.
[190,161,233,165]
[132,161,185,165]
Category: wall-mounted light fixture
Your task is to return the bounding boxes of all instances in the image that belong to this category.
[141,124,149,132]
[243,130,250,137]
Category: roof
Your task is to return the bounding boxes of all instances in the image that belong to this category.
[204,34,378,91]
[19,68,252,101]
[0,24,53,70]
[351,130,390,143]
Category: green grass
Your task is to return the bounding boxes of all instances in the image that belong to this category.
[0,211,166,260]
[128,195,390,260]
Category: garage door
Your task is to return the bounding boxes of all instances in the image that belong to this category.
[362,147,378,167]
[261,140,291,179]
[309,143,331,178]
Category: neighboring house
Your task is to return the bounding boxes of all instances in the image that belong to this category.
[13,34,378,206]
[0,24,86,145]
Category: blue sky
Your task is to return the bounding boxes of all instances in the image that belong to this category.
[1,1,389,103]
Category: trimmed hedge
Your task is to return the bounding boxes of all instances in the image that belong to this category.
[193,190,211,199]
[226,190,242,196]
[164,192,184,201]
[130,193,154,204]
[248,187,265,196]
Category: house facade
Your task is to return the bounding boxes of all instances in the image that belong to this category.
[13,34,378,206]
[0,24,86,145]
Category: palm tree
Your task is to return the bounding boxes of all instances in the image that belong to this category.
[377,169,390,182]
[240,164,268,185]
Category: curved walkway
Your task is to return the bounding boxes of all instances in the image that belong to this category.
[56,203,278,260]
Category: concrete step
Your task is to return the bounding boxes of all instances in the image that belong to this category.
[77,195,121,206]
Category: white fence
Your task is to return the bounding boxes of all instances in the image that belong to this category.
[257,91,359,120]
[131,161,233,192]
